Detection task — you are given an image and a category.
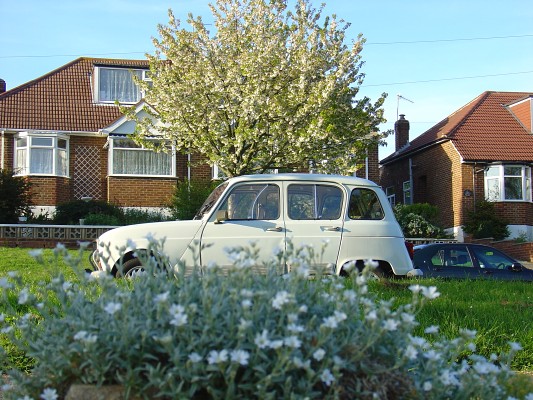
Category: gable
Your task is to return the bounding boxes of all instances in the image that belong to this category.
[507,96,533,132]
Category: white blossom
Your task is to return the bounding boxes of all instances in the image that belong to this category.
[230,349,250,365]
[420,286,440,300]
[254,329,270,349]
[320,368,335,386]
[424,325,439,334]
[272,291,291,310]
[207,349,229,364]
[188,352,202,363]
[154,291,170,304]
[40,388,58,400]
[313,348,326,361]
[383,318,398,331]
[103,302,122,315]
[18,288,30,305]
[284,335,302,349]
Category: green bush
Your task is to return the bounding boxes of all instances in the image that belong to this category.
[121,208,169,225]
[53,200,123,225]
[394,203,450,238]
[463,201,510,241]
[0,241,529,399]
[169,178,221,220]
[84,213,122,226]
[0,169,32,223]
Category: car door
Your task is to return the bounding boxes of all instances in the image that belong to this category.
[470,245,528,280]
[283,182,344,273]
[422,244,481,279]
[199,182,286,273]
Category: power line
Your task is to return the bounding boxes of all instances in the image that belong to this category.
[362,70,533,87]
[0,51,149,59]
[366,33,533,45]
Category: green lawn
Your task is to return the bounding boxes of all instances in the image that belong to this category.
[0,246,532,373]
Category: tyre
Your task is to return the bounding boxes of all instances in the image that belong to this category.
[119,258,145,278]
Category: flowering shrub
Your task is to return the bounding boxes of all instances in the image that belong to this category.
[0,240,532,399]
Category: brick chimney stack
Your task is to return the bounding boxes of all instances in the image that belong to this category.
[394,114,410,152]
[0,79,6,94]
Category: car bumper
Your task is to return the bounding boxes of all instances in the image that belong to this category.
[406,268,423,277]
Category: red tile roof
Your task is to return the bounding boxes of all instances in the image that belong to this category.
[0,57,149,132]
[381,91,533,164]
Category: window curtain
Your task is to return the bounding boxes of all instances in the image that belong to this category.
[99,69,142,103]
[30,148,53,174]
[113,149,172,176]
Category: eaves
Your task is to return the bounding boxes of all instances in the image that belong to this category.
[379,136,451,166]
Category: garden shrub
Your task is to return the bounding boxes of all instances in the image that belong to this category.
[394,203,450,238]
[53,200,123,225]
[169,178,222,220]
[463,200,510,241]
[0,169,32,224]
[0,241,531,399]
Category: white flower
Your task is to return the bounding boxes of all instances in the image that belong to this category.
[154,291,170,304]
[423,381,432,391]
[343,290,357,303]
[524,393,533,400]
[409,335,427,348]
[334,311,347,322]
[0,277,12,289]
[420,286,440,299]
[73,331,97,344]
[424,325,439,334]
[240,289,254,297]
[364,259,379,269]
[103,302,122,315]
[153,335,172,344]
[320,368,335,386]
[169,304,185,315]
[17,395,32,400]
[287,323,304,333]
[473,361,499,375]
[423,350,441,361]
[321,316,338,329]
[408,284,422,294]
[404,345,418,360]
[188,352,202,363]
[40,387,58,400]
[241,299,252,309]
[509,341,522,351]
[293,356,311,369]
[62,281,73,292]
[28,249,44,262]
[238,318,252,330]
[18,288,30,305]
[126,238,137,249]
[284,336,301,349]
[272,291,290,310]
[254,329,270,349]
[298,305,308,313]
[313,348,326,361]
[230,349,250,365]
[459,328,477,339]
[207,349,228,364]
[1,326,12,334]
[269,340,284,349]
[170,312,188,327]
[383,318,398,331]
[365,310,377,321]
[401,313,416,324]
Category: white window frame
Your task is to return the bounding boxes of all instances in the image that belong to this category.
[14,132,69,177]
[93,66,151,104]
[484,165,531,202]
[403,181,412,205]
[386,186,396,207]
[109,136,176,178]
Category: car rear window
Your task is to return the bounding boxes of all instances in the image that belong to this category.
[348,188,384,220]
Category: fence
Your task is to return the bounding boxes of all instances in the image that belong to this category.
[0,224,117,249]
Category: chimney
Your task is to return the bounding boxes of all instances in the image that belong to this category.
[0,79,6,94]
[394,114,410,152]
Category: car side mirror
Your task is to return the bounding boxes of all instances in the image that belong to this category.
[510,262,523,272]
[214,210,228,224]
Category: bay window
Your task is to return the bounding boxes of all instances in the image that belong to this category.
[110,137,175,177]
[485,165,531,202]
[15,133,68,177]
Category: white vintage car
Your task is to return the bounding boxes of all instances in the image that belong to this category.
[90,174,422,278]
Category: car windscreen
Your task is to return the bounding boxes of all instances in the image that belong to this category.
[194,181,229,220]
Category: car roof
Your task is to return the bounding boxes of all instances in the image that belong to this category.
[228,173,379,187]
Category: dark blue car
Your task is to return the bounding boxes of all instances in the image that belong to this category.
[413,243,533,281]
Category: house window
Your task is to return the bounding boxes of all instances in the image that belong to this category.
[109,137,175,177]
[403,181,412,204]
[14,133,68,177]
[485,165,531,202]
[94,67,150,104]
[385,186,396,207]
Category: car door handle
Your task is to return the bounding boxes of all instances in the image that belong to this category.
[266,226,283,232]
[323,226,341,232]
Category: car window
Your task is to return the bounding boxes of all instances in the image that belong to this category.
[428,246,473,268]
[471,246,515,269]
[218,184,280,220]
[348,188,384,220]
[287,184,343,220]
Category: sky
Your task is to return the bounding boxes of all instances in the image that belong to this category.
[1,0,532,160]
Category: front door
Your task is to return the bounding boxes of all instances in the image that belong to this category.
[200,182,285,274]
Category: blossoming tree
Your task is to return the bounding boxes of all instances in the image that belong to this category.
[132,0,389,176]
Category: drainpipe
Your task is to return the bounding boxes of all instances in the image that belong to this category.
[187,152,191,181]
[1,130,4,170]
[365,149,369,180]
[409,157,414,204]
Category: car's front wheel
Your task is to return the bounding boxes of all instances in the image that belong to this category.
[118,258,145,278]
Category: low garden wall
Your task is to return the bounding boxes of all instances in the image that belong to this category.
[0,224,116,249]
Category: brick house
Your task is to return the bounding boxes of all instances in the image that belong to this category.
[380,91,533,241]
[0,57,212,216]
